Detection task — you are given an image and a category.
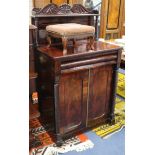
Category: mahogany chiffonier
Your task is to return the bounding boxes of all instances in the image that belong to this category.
[36,40,122,145]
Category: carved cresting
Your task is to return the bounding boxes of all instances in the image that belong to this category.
[34,3,59,15]
[71,4,91,13]
[33,3,92,15]
[59,4,72,14]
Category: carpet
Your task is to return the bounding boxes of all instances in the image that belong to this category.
[63,129,125,155]
[92,97,125,138]
[29,118,94,155]
[117,72,125,98]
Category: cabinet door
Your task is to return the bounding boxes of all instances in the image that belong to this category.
[59,70,89,134]
[88,65,113,124]
[100,0,125,39]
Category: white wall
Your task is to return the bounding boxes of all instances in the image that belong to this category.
[29,0,33,16]
[29,0,33,23]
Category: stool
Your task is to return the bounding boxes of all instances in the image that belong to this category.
[46,23,95,54]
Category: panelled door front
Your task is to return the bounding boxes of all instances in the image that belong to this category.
[59,69,89,134]
[88,65,113,125]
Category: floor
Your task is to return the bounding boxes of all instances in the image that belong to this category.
[64,128,125,155]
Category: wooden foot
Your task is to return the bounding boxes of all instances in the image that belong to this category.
[56,134,63,147]
[109,114,115,125]
[62,37,68,55]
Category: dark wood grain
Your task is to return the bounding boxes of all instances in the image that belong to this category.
[37,41,121,59]
[59,70,88,134]
[88,65,113,122]
[32,3,92,15]
[36,40,122,145]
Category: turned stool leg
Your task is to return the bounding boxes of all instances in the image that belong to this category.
[73,38,77,49]
[89,36,95,50]
[86,36,94,50]
[62,36,68,55]
[86,37,90,50]
[47,34,52,48]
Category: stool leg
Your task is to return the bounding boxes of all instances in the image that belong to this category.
[73,39,77,49]
[86,37,90,50]
[47,34,52,48]
[62,37,68,55]
[89,36,95,50]
[87,36,95,50]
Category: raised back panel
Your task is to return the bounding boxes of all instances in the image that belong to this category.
[31,3,98,45]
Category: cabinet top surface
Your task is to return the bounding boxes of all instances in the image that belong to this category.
[37,41,122,60]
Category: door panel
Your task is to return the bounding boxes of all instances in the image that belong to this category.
[33,0,67,8]
[69,0,83,5]
[59,70,88,134]
[107,0,121,29]
[88,65,113,122]
[100,0,125,39]
[52,0,67,5]
[33,0,51,8]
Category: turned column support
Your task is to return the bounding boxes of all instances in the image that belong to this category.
[54,82,63,146]
[53,61,63,146]
[109,67,118,124]
[109,49,122,124]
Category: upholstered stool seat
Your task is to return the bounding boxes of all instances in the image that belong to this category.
[46,23,95,54]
